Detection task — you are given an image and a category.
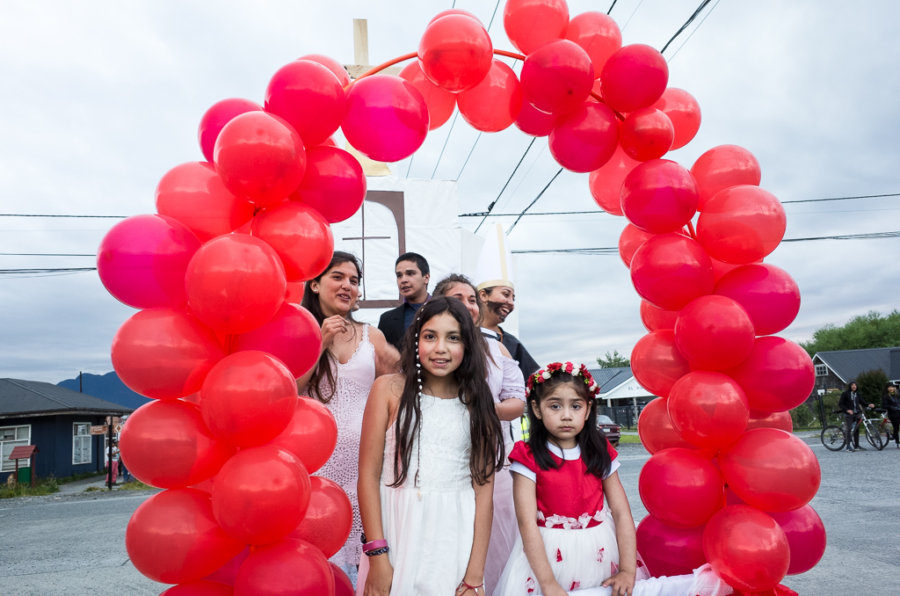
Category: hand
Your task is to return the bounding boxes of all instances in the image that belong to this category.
[321,315,349,349]
[363,556,393,596]
[846,409,853,415]
[602,570,637,596]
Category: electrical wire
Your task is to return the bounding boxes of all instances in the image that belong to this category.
[607,1,618,16]
[660,0,714,54]
[666,0,722,61]
[474,137,537,233]
[506,167,563,234]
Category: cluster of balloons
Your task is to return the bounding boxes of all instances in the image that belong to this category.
[96,0,822,593]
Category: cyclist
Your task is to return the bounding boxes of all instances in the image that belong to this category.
[838,381,874,451]
[882,383,900,449]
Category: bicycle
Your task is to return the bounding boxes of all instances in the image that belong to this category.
[820,407,886,451]
[874,408,897,447]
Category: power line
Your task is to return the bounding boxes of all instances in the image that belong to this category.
[607,1,618,16]
[474,137,537,233]
[666,0,722,61]
[660,0,714,54]
[507,167,564,234]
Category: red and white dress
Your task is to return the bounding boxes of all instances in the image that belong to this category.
[494,440,650,595]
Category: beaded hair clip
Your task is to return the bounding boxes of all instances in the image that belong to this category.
[525,362,601,399]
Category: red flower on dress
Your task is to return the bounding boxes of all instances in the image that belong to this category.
[525,577,536,594]
[597,547,605,563]
[556,548,563,562]
[570,581,581,590]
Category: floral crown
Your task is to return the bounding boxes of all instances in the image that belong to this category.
[525,362,600,399]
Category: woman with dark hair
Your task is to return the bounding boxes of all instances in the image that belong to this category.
[357,296,505,595]
[882,383,900,448]
[297,251,399,582]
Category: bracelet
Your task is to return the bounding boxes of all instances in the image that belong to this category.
[457,579,484,593]
[363,538,388,553]
[364,546,390,557]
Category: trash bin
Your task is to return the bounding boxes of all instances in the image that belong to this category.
[17,466,31,484]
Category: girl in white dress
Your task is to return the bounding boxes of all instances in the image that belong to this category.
[356,296,505,595]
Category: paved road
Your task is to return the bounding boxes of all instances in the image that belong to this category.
[0,434,898,595]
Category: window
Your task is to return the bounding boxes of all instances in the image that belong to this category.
[1,425,31,473]
[73,423,92,465]
[815,365,828,377]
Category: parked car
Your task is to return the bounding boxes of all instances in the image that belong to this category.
[597,414,621,446]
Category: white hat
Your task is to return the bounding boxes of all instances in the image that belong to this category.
[475,224,515,291]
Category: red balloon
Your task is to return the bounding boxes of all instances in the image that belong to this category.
[298,53,351,87]
[565,11,622,75]
[619,108,674,161]
[342,75,429,162]
[636,515,705,577]
[429,9,482,25]
[458,60,523,132]
[719,428,821,512]
[639,448,723,528]
[714,263,801,336]
[399,60,457,130]
[213,111,307,209]
[331,563,354,596]
[161,581,232,596]
[630,233,714,311]
[265,60,347,148]
[156,162,256,242]
[691,145,761,210]
[637,397,692,454]
[503,0,569,55]
[600,44,668,113]
[674,295,755,371]
[269,397,338,474]
[617,223,654,267]
[702,505,790,592]
[111,307,225,400]
[515,101,556,137]
[198,98,263,163]
[251,201,334,282]
[769,505,827,575]
[291,146,366,224]
[418,15,492,92]
[590,146,640,217]
[200,351,298,448]
[639,299,678,332]
[202,546,249,586]
[185,234,287,335]
[119,400,233,488]
[727,336,815,413]
[126,488,245,584]
[746,409,793,432]
[98,214,201,310]
[549,101,618,172]
[667,371,749,449]
[631,330,691,398]
[521,40,594,116]
[232,303,322,379]
[289,476,353,558]
[652,88,701,150]
[621,159,698,234]
[212,446,311,545]
[234,538,335,596]
[285,280,305,305]
[697,185,785,264]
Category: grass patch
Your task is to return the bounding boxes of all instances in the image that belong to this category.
[616,433,643,444]
[0,475,59,499]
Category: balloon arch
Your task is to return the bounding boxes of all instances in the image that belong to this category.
[97,1,823,594]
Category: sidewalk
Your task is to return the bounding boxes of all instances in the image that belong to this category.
[57,475,131,496]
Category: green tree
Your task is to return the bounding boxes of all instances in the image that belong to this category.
[800,310,900,356]
[597,350,630,368]
[855,368,888,406]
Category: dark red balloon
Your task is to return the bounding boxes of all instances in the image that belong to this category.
[521,40,594,116]
[251,201,334,282]
[232,303,322,379]
[619,108,674,161]
[629,233,714,311]
[198,98,262,163]
[727,336,815,413]
[549,101,618,172]
[636,515,706,577]
[714,263,801,336]
[769,505,827,575]
[515,101,557,137]
[621,160,698,234]
[269,397,338,474]
[667,371,749,449]
[746,409,793,432]
[600,44,668,113]
[265,59,346,147]
[234,538,335,595]
[291,146,366,224]
[639,448,724,528]
[289,476,353,558]
[332,563,354,596]
[418,15,492,92]
[674,295,755,371]
[161,581,232,596]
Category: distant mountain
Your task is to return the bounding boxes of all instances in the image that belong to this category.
[58,371,151,410]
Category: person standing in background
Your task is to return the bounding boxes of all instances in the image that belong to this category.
[838,381,874,451]
[882,383,900,448]
[378,252,431,352]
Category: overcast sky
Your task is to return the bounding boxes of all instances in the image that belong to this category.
[1,0,898,384]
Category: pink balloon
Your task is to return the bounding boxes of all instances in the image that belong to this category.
[549,101,619,172]
[251,201,334,282]
[691,145,761,210]
[637,397,693,454]
[503,0,569,55]
[652,88,701,150]
[200,351,298,448]
[630,233,714,311]
[769,505,827,575]
[565,11,622,75]
[674,295,755,371]
[98,214,201,309]
[636,515,705,577]
[617,223,654,267]
[619,108,674,161]
[457,60,523,132]
[234,538,335,595]
[198,98,263,163]
[727,336,815,413]
[269,397,338,474]
[515,101,556,137]
[213,111,307,209]
[265,59,347,147]
[667,371,749,449]
[232,303,322,379]
[639,299,678,332]
[418,15,493,92]
[399,60,457,130]
[719,428,821,512]
[590,146,640,216]
[697,185,785,264]
[156,162,256,242]
[298,53,351,87]
[600,44,668,113]
[342,75,429,162]
[185,234,287,335]
[714,263,801,336]
[212,446,311,545]
[521,40,594,116]
[639,448,723,528]
[111,307,225,400]
[291,146,366,224]
[621,160,698,234]
[746,409,793,433]
[631,330,691,398]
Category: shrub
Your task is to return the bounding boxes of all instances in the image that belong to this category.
[855,369,888,406]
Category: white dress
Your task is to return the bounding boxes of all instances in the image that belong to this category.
[357,393,475,595]
[315,323,376,575]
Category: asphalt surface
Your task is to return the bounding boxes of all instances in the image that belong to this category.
[0,432,898,595]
